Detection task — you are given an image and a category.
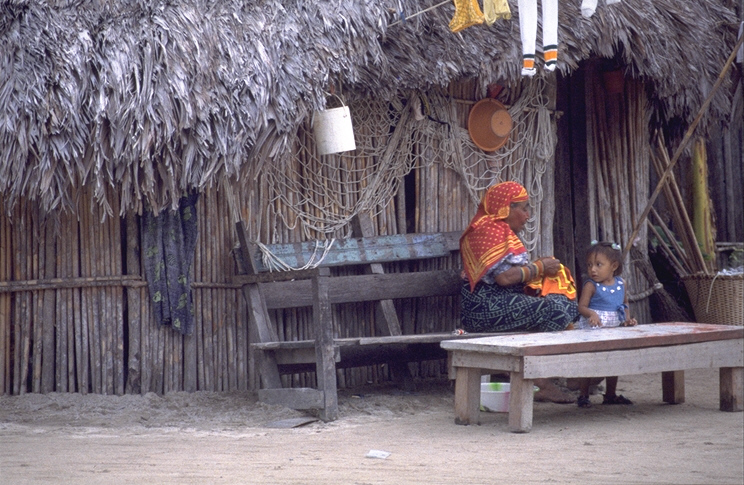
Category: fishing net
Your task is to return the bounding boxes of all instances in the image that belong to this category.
[262,77,556,255]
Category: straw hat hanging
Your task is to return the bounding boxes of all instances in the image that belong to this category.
[467,98,513,151]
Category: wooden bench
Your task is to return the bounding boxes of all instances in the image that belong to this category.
[233,217,487,421]
[441,322,744,433]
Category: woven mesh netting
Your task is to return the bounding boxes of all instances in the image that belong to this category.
[261,77,556,254]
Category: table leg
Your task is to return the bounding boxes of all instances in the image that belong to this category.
[662,370,685,404]
[508,372,533,433]
[454,366,482,425]
[720,367,743,412]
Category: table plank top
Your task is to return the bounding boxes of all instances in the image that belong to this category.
[440,322,744,356]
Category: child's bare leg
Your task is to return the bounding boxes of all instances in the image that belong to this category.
[602,376,633,405]
[605,376,618,397]
[577,378,592,407]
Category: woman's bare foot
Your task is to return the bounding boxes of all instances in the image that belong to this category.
[533,378,576,404]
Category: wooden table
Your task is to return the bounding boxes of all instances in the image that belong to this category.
[441,322,744,433]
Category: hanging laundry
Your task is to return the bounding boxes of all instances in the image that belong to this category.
[449,0,485,33]
[518,0,558,76]
[141,191,200,335]
[484,0,511,25]
[581,0,622,19]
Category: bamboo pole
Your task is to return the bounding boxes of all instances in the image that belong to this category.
[0,210,8,393]
[17,204,31,394]
[202,193,214,391]
[125,212,141,394]
[81,199,98,394]
[97,203,112,395]
[33,214,45,393]
[654,135,708,273]
[111,196,124,395]
[55,218,68,393]
[77,198,90,394]
[195,196,205,391]
[71,209,82,394]
[624,33,744,261]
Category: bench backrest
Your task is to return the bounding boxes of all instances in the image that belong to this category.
[249,232,461,273]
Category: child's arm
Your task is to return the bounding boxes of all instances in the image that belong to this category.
[577,281,601,327]
[621,278,637,326]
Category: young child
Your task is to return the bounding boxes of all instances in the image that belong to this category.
[575,241,637,408]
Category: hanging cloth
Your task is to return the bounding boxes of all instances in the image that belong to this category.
[484,0,511,25]
[141,191,200,335]
[449,0,484,33]
[518,0,558,76]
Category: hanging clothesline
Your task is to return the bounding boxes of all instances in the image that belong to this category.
[388,0,451,27]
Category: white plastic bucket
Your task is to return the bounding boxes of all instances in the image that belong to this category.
[312,96,356,155]
[480,382,511,413]
[480,382,540,412]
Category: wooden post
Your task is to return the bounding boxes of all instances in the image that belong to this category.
[314,267,338,421]
[453,366,481,425]
[720,367,743,412]
[350,213,403,337]
[235,221,282,390]
[662,370,685,404]
[508,372,534,433]
[351,212,413,388]
[125,212,142,394]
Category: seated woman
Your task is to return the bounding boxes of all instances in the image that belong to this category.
[459,181,579,402]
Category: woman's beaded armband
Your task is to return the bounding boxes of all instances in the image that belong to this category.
[519,260,546,283]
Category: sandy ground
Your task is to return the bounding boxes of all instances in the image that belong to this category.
[1,367,742,485]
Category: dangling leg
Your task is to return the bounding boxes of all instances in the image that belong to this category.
[542,0,559,71]
[518,0,537,76]
[580,0,598,18]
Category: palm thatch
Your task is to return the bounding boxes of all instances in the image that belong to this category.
[0,0,738,215]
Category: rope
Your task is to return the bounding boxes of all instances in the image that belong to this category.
[704,273,721,314]
[256,239,336,272]
[263,82,556,255]
[388,0,452,27]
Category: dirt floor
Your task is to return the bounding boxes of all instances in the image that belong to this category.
[1,367,742,484]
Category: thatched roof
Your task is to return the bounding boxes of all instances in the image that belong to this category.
[0,0,738,215]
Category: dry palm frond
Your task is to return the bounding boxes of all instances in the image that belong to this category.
[0,0,736,216]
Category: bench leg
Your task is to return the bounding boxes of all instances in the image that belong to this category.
[720,367,743,412]
[508,372,534,433]
[662,370,685,404]
[454,367,481,425]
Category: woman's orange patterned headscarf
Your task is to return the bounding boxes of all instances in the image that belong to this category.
[460,182,529,291]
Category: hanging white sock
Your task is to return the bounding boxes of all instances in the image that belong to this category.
[518,0,537,76]
[581,0,597,18]
[543,0,558,71]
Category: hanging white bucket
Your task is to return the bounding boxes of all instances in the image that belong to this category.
[312,95,356,155]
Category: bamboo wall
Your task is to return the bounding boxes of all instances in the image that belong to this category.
[1,76,633,396]
[0,185,249,395]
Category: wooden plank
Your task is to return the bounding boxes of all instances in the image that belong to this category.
[313,268,338,421]
[662,370,685,404]
[258,388,324,410]
[508,372,535,433]
[257,270,462,309]
[361,331,503,346]
[720,367,743,412]
[453,366,481,425]
[521,339,743,379]
[352,212,402,337]
[249,232,457,272]
[125,213,142,394]
[440,323,744,357]
[450,351,522,373]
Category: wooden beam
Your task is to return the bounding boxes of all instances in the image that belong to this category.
[258,388,324,410]
[314,267,338,421]
[248,231,460,272]
[254,270,462,309]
